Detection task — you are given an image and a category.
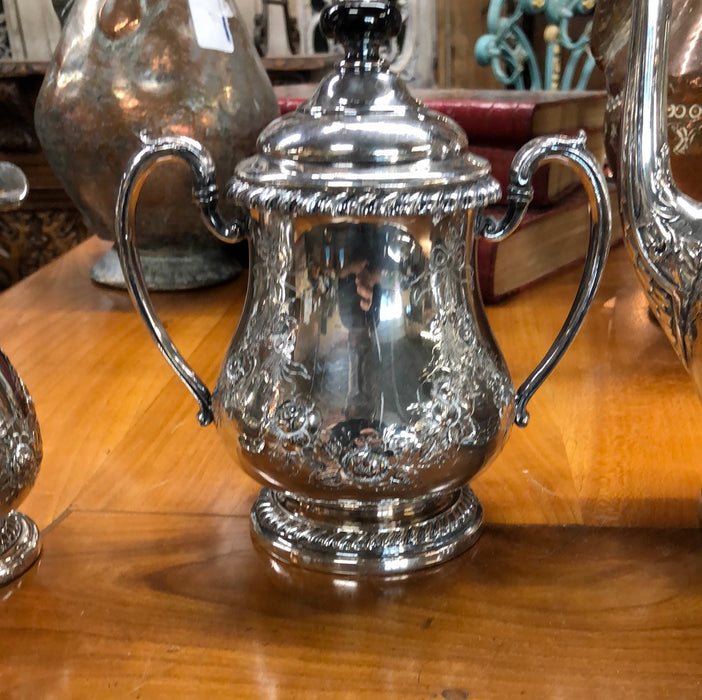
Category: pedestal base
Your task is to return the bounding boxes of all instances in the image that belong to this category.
[250,487,483,576]
[90,244,242,291]
[0,511,41,586]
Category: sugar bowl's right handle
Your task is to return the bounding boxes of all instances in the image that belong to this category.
[477,132,612,427]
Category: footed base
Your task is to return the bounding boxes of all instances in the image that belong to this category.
[0,511,41,586]
[250,487,483,576]
[90,244,242,291]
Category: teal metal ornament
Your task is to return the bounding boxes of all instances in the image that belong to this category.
[475,0,597,90]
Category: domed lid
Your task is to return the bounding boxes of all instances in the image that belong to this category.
[229,1,500,217]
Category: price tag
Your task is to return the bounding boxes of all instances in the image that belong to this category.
[187,0,235,54]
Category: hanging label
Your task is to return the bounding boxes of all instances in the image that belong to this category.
[187,0,235,54]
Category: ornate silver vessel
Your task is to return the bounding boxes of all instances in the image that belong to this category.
[35,0,279,290]
[0,163,42,586]
[616,0,702,398]
[116,1,612,574]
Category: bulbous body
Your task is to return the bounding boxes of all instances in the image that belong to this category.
[35,0,279,289]
[212,210,515,502]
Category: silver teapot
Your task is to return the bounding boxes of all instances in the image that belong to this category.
[618,0,702,399]
[0,164,42,586]
[116,1,612,575]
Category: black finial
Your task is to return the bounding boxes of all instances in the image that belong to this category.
[320,1,402,63]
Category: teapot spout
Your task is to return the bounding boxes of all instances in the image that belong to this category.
[620,0,702,386]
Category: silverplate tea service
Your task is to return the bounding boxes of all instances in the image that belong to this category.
[4,0,700,583]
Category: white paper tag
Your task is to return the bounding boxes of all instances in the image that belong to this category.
[188,0,235,54]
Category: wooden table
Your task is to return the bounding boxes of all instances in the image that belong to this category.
[0,238,700,697]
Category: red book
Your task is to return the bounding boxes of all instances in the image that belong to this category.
[413,89,607,148]
[275,87,607,207]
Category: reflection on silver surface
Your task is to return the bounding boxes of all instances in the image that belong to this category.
[0,347,42,586]
[116,1,612,575]
[0,162,28,210]
[214,213,513,501]
[0,165,42,585]
[619,0,702,398]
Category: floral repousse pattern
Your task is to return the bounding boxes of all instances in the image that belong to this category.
[618,0,702,379]
[213,208,515,494]
[622,152,702,367]
[0,350,42,509]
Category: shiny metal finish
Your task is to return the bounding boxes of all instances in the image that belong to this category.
[117,1,612,575]
[35,0,279,290]
[478,132,612,426]
[0,162,28,210]
[593,0,702,201]
[0,511,41,586]
[0,163,43,585]
[0,343,42,586]
[251,487,483,575]
[618,0,702,397]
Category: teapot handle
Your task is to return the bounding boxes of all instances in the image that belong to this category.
[477,132,612,428]
[115,135,248,427]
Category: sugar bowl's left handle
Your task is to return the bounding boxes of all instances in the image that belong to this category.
[115,135,249,427]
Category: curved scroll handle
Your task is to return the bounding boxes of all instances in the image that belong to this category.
[115,135,248,427]
[477,131,612,428]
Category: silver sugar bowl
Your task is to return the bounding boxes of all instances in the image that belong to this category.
[116,1,612,575]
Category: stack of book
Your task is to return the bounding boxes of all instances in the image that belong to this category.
[424,89,619,303]
[276,87,620,304]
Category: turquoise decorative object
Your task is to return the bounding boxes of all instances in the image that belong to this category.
[475,0,596,90]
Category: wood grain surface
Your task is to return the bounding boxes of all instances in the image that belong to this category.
[0,237,700,696]
[4,237,697,530]
[1,512,700,698]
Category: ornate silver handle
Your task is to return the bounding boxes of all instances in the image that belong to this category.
[478,131,612,427]
[115,135,248,427]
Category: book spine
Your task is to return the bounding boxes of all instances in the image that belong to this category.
[427,99,538,146]
[475,237,499,304]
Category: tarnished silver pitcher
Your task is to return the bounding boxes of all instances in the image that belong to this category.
[35,0,279,290]
[0,164,42,586]
[116,1,612,575]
